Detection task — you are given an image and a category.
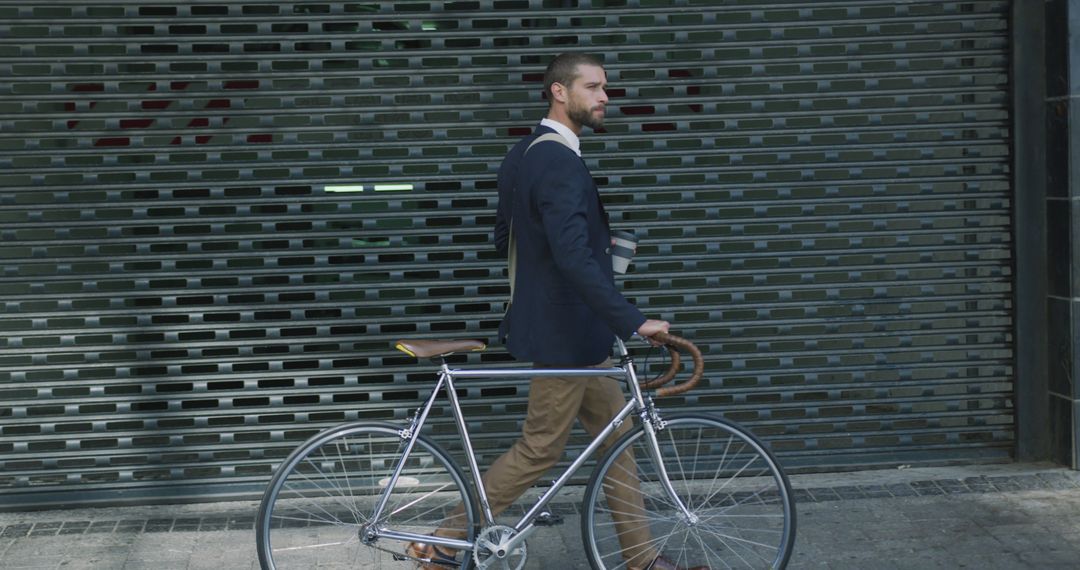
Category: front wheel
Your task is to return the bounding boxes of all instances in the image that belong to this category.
[582,414,796,569]
[256,421,477,569]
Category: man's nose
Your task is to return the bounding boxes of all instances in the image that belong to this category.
[598,89,609,103]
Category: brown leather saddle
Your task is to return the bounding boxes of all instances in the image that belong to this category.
[394,338,486,359]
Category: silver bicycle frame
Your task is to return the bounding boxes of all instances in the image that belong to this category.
[369,337,694,554]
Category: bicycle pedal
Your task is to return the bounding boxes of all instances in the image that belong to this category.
[534,511,564,526]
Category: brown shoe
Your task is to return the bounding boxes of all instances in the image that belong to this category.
[405,539,459,569]
[640,554,709,570]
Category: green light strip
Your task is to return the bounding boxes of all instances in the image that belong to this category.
[323,183,414,193]
[373,184,414,192]
[323,184,365,193]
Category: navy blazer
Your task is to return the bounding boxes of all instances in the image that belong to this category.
[494,124,646,366]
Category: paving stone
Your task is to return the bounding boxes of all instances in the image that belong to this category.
[85,521,118,534]
[143,518,174,533]
[226,516,255,531]
[1,524,31,539]
[169,517,200,532]
[962,476,997,493]
[114,520,146,533]
[856,484,893,498]
[1036,472,1080,489]
[986,476,1023,491]
[831,485,866,499]
[57,521,91,535]
[197,517,228,531]
[806,487,842,502]
[1011,474,1049,490]
[884,482,918,497]
[27,522,62,536]
[934,478,970,494]
[909,480,947,496]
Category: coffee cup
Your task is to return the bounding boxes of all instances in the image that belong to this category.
[611,230,638,274]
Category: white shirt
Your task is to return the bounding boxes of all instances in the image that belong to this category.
[539,118,582,157]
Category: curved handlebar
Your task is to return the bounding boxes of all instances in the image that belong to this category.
[637,332,704,397]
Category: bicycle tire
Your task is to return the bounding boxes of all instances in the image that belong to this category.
[256,421,477,569]
[581,414,796,570]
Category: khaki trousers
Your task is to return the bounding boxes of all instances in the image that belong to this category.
[436,362,655,566]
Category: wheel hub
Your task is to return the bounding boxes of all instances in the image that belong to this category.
[358,523,378,545]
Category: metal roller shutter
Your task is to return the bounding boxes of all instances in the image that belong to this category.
[0,0,1013,507]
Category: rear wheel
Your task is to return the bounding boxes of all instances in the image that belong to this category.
[257,422,477,569]
[582,414,796,569]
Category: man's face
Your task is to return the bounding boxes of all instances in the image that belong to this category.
[564,64,608,130]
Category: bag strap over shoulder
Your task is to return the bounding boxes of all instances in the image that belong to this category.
[526,132,574,155]
[506,130,575,310]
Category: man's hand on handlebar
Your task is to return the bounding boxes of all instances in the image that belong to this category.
[637,319,671,346]
[637,331,704,396]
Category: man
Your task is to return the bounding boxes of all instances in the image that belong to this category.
[408,53,702,570]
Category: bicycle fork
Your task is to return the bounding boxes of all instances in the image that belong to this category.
[624,354,699,526]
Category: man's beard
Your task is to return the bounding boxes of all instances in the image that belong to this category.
[569,100,604,130]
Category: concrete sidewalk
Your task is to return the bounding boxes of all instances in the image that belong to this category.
[1,463,1078,569]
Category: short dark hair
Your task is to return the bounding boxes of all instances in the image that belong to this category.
[543,53,604,102]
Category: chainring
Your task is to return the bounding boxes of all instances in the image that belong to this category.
[472,524,527,570]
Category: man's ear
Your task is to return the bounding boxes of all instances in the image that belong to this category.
[550,81,568,104]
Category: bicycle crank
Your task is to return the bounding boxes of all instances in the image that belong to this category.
[472,525,527,570]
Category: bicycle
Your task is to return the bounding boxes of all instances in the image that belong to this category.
[256,332,796,569]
